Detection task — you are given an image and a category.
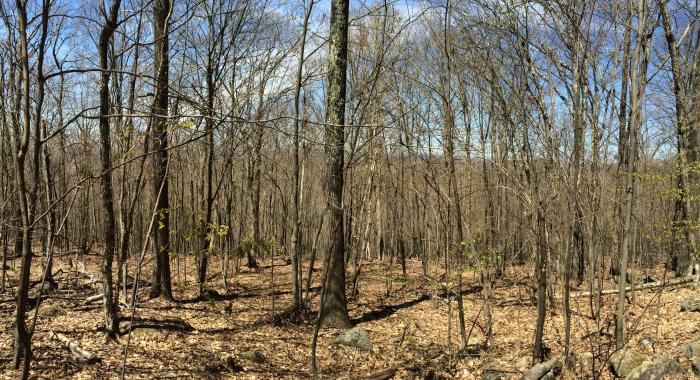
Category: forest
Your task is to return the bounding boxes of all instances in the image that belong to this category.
[2,0,700,378]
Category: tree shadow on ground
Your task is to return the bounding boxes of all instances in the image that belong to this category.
[120,317,194,334]
[178,284,323,304]
[351,293,431,324]
[178,291,239,304]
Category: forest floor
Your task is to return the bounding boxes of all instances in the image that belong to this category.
[1,254,699,379]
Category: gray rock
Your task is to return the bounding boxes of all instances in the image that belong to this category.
[692,357,700,376]
[330,327,373,352]
[240,350,265,363]
[682,338,700,358]
[522,358,561,380]
[624,356,685,380]
[640,338,656,351]
[609,349,646,378]
[681,298,700,312]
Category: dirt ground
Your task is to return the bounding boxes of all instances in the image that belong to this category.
[1,254,699,379]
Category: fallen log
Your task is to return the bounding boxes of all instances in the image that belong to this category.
[51,331,100,363]
[494,296,535,307]
[84,293,103,304]
[495,276,696,306]
[569,275,695,298]
[357,366,409,380]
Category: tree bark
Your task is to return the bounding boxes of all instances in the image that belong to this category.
[320,0,351,328]
[616,0,650,349]
[149,0,173,300]
[97,0,121,338]
[660,0,697,276]
[291,0,314,307]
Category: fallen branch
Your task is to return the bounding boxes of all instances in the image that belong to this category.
[84,293,104,304]
[86,273,102,287]
[51,331,100,363]
[352,350,443,380]
[75,271,103,290]
[494,276,696,306]
[494,296,534,307]
[355,365,408,380]
[569,276,695,298]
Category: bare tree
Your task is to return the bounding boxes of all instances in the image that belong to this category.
[319,0,351,328]
[149,0,174,300]
[616,0,652,349]
[660,0,700,277]
[97,0,122,338]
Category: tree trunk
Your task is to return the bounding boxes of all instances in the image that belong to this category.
[616,0,650,348]
[319,0,351,328]
[149,0,173,300]
[291,0,314,307]
[97,0,121,338]
[660,0,697,277]
[198,50,215,295]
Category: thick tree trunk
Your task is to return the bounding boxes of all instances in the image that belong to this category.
[319,0,351,328]
[660,0,698,276]
[149,0,173,300]
[11,1,44,376]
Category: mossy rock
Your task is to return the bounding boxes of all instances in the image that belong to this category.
[624,356,684,380]
[609,348,646,378]
[38,304,63,318]
[240,350,265,363]
[682,338,700,358]
[131,327,160,338]
[681,298,700,312]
